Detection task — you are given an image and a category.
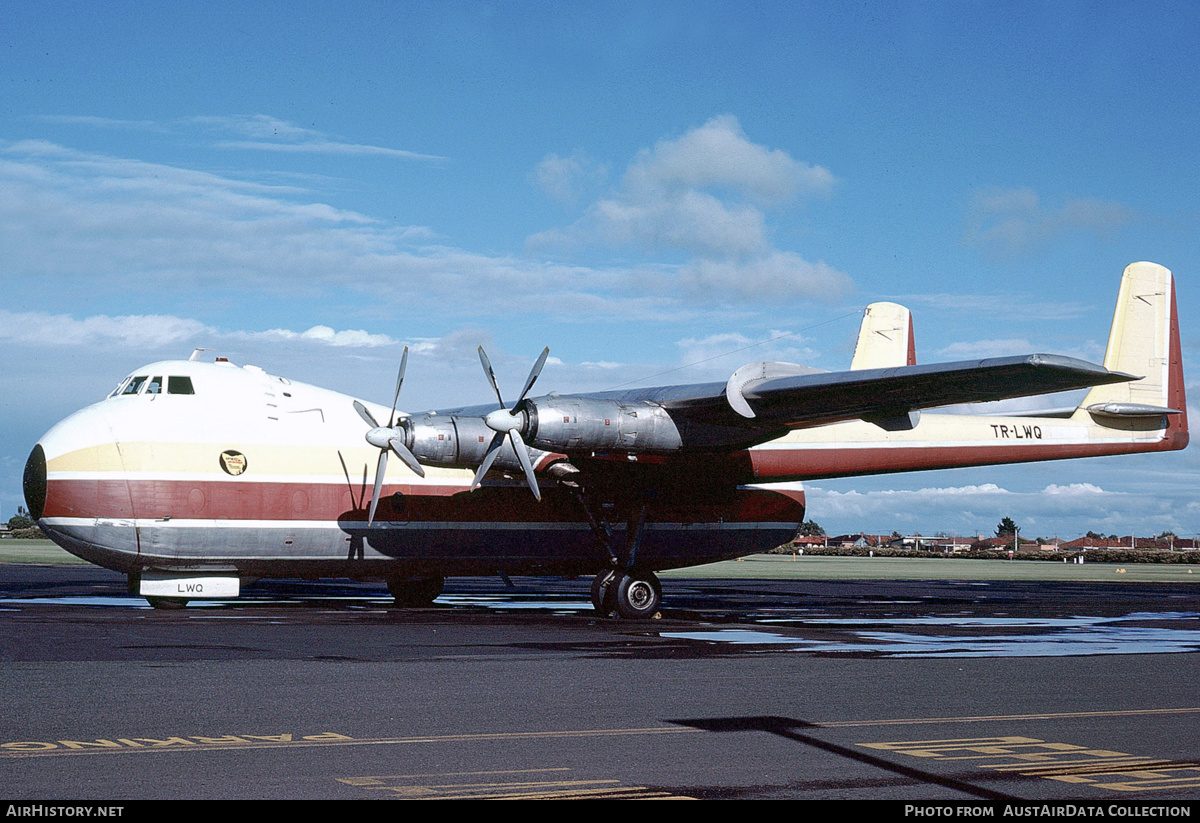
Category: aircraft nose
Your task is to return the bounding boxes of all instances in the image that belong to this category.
[23,443,47,520]
[25,404,140,571]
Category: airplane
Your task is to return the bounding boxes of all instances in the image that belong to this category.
[22,262,1187,617]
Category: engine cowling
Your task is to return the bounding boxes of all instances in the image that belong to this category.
[401,397,681,480]
[404,413,556,474]
[523,396,682,454]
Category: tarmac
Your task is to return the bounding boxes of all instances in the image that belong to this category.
[2,545,1199,801]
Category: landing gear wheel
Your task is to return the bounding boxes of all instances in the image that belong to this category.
[387,576,444,607]
[614,572,662,620]
[590,569,621,614]
[145,596,188,610]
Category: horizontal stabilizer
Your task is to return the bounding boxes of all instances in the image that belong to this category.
[1086,402,1183,418]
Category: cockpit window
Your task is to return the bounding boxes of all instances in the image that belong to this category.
[167,376,194,395]
[147,376,163,395]
[121,376,148,395]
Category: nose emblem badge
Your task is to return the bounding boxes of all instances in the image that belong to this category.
[218,450,248,476]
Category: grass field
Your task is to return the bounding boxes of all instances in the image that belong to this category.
[661,553,1200,583]
[0,539,90,565]
[2,538,1197,583]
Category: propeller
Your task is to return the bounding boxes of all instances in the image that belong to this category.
[354,346,425,524]
[471,346,549,500]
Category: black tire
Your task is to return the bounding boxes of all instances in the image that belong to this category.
[614,572,661,619]
[590,569,621,614]
[387,576,444,607]
[145,596,188,610]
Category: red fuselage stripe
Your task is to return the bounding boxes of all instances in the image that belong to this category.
[43,478,805,524]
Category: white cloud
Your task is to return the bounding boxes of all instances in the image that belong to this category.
[583,188,769,256]
[1043,483,1106,495]
[0,311,399,351]
[202,114,444,160]
[532,151,607,205]
[935,337,1105,368]
[0,141,558,305]
[189,114,323,141]
[214,138,444,161]
[0,142,394,291]
[253,326,397,348]
[963,186,1134,259]
[0,311,214,349]
[670,329,823,382]
[545,115,834,255]
[1,128,856,323]
[937,338,1036,359]
[405,329,492,357]
[625,113,835,205]
[40,114,446,161]
[38,115,168,132]
[678,252,853,300]
[0,140,747,322]
[900,291,1093,322]
[529,116,850,302]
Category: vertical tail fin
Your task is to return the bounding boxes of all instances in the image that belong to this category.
[850,302,916,370]
[1080,262,1188,448]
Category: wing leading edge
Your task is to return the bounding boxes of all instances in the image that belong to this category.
[733,354,1134,428]
[599,354,1136,439]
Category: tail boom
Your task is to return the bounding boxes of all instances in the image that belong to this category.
[747,261,1187,481]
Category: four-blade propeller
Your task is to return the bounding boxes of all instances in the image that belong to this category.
[353,346,425,525]
[472,346,549,500]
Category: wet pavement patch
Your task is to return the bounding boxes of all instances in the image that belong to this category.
[663,612,1200,658]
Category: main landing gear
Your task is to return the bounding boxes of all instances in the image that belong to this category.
[566,472,664,619]
[590,569,662,619]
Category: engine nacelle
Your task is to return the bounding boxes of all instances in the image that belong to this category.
[400,396,681,479]
[405,413,552,474]
[524,396,682,454]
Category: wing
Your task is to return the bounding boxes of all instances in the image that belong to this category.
[718,354,1133,428]
[584,354,1136,446]
[409,262,1175,479]
[431,353,1136,455]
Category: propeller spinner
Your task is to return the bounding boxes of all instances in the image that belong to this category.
[471,346,549,500]
[354,346,425,524]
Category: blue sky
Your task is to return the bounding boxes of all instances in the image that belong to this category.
[3,1,1199,540]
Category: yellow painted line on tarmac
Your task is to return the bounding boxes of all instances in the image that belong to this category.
[338,767,574,784]
[337,768,691,799]
[831,708,1200,791]
[859,734,1200,793]
[821,706,1200,728]
[0,725,701,758]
